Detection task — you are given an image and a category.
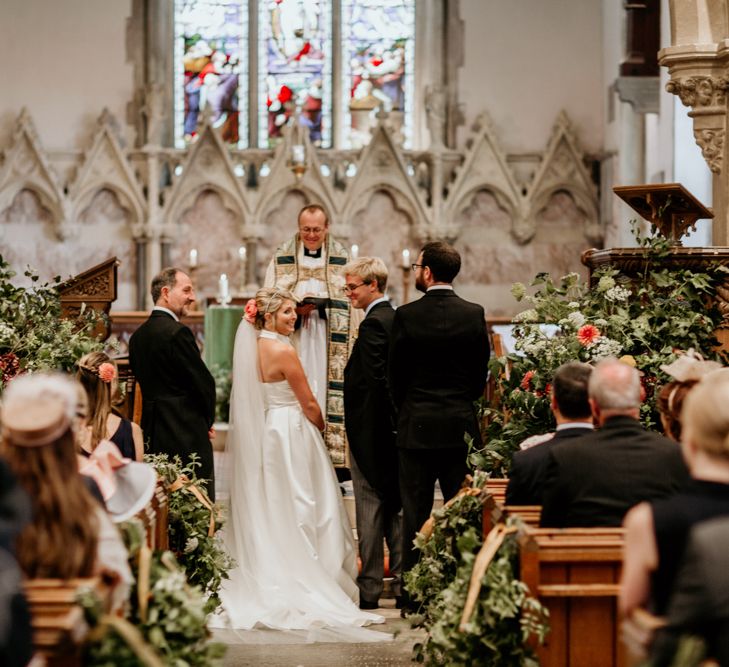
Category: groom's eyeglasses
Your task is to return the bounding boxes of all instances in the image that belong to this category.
[411,263,424,271]
[343,282,368,294]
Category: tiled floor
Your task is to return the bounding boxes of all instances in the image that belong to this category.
[216,599,423,667]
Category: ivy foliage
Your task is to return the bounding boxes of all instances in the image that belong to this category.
[472,224,729,476]
[404,473,548,665]
[0,254,103,390]
[145,454,235,614]
[80,521,226,666]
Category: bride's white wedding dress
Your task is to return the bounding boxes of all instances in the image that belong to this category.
[215,325,387,643]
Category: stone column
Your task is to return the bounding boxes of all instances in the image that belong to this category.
[660,45,729,243]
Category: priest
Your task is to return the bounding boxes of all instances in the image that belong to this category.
[263,204,358,466]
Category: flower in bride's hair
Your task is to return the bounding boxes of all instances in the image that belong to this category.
[98,363,116,383]
[244,298,258,323]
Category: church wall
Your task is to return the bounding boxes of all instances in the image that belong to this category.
[0,0,134,151]
[458,0,604,154]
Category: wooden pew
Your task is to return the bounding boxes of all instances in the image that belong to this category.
[519,527,625,667]
[485,477,508,506]
[24,575,112,667]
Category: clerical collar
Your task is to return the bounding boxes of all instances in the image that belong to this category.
[303,246,323,259]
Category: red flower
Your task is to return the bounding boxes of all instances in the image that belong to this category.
[0,353,20,384]
[520,370,535,390]
[98,362,116,383]
[244,298,258,324]
[577,324,601,347]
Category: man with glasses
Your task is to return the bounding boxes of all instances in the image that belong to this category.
[342,257,402,610]
[264,204,356,467]
[389,241,489,615]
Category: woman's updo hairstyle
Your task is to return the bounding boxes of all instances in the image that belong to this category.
[681,374,729,460]
[252,287,296,330]
[656,379,698,441]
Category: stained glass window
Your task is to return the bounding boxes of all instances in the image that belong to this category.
[258,0,331,148]
[173,0,416,150]
[174,0,248,148]
[342,0,415,148]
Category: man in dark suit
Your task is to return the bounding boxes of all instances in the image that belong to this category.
[343,256,401,610]
[389,241,489,610]
[540,357,688,528]
[129,268,217,500]
[506,361,593,506]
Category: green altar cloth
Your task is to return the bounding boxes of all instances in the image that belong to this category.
[204,305,244,370]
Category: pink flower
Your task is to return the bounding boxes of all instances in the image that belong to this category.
[520,370,535,390]
[244,298,258,324]
[577,324,601,347]
[98,362,116,383]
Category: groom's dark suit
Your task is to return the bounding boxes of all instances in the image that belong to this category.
[389,288,489,577]
[129,309,217,499]
[344,299,401,604]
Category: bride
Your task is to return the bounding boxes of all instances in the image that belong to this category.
[217,287,387,642]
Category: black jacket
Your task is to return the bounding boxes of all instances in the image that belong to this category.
[129,310,216,493]
[540,415,689,528]
[388,289,489,450]
[505,426,593,506]
[344,301,398,506]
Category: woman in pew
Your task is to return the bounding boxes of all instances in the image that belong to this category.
[620,372,729,617]
[0,373,132,610]
[655,349,721,442]
[76,351,144,461]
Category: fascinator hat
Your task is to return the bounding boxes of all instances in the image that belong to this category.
[1,373,76,446]
[659,348,723,382]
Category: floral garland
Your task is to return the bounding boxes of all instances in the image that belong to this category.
[472,226,728,476]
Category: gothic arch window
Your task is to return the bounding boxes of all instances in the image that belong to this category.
[173,0,416,150]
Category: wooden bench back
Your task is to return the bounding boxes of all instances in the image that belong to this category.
[485,477,508,506]
[24,576,111,666]
[519,527,625,667]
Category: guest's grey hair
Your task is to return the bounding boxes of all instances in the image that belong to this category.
[588,357,641,410]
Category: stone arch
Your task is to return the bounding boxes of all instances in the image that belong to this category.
[170,188,244,299]
[345,183,422,241]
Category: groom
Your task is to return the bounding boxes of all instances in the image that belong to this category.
[389,241,489,613]
[343,257,402,610]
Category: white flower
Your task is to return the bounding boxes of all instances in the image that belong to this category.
[588,336,623,360]
[567,311,586,328]
[567,301,580,309]
[597,275,616,292]
[0,323,15,343]
[510,282,527,301]
[604,285,631,302]
[513,308,539,323]
[184,537,199,553]
[594,318,608,327]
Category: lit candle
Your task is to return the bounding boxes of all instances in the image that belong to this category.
[401,248,410,269]
[189,248,198,268]
[351,244,359,259]
[219,273,229,298]
[292,144,305,165]
[238,245,247,261]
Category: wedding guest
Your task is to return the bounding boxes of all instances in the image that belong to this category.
[656,349,721,442]
[129,267,217,500]
[389,241,489,615]
[263,204,358,467]
[77,351,143,460]
[506,361,593,506]
[620,373,729,617]
[540,357,688,528]
[343,257,401,610]
[650,516,729,666]
[0,373,132,610]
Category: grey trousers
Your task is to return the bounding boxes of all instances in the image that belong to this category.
[350,453,402,603]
